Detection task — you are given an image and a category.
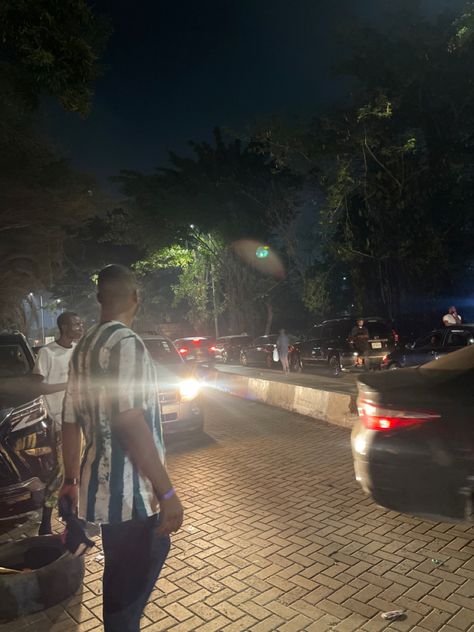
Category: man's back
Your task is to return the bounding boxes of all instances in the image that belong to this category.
[64,321,164,524]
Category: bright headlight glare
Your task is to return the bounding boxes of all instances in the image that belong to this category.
[180,378,200,401]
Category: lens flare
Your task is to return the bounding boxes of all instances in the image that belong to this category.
[232,240,285,278]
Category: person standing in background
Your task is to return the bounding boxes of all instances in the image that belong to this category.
[443,306,462,326]
[276,328,290,375]
[33,311,84,535]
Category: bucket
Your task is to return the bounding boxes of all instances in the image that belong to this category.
[0,535,85,622]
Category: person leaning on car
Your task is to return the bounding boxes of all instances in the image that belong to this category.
[32,311,84,535]
[350,318,370,369]
[59,264,183,632]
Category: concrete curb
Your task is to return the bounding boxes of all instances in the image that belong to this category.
[208,370,358,428]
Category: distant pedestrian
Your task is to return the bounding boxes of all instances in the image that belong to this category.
[350,318,370,370]
[60,264,183,632]
[443,306,462,326]
[277,328,290,374]
[33,311,84,535]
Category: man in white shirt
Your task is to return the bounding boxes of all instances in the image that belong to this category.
[443,306,462,327]
[33,311,84,534]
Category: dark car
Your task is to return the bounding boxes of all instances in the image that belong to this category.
[173,337,217,365]
[352,345,474,522]
[214,334,252,364]
[295,317,398,376]
[240,334,300,370]
[143,335,204,436]
[0,333,56,520]
[382,325,474,370]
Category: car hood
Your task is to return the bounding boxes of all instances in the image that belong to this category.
[153,362,192,382]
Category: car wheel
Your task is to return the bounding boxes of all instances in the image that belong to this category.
[388,362,400,370]
[329,354,341,377]
[240,353,248,367]
[266,354,274,369]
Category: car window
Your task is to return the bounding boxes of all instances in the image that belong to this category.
[309,326,323,338]
[321,325,333,338]
[365,321,391,338]
[414,332,443,348]
[144,339,183,364]
[445,330,474,348]
[0,344,30,377]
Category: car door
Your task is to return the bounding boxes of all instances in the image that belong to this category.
[406,331,444,366]
[439,328,474,359]
[247,337,264,363]
[319,324,335,362]
[301,326,322,364]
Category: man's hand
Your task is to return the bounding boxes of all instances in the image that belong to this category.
[156,493,184,536]
[58,484,79,515]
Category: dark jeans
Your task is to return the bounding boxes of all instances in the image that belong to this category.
[101,514,170,632]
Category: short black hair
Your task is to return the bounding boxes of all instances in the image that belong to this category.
[57,311,79,332]
[97,264,138,309]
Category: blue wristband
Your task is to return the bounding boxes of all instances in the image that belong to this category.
[162,488,175,501]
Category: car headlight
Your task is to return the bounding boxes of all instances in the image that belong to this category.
[179,378,200,401]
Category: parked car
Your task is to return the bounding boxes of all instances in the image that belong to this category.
[214,334,252,364]
[352,345,474,522]
[382,325,474,370]
[173,337,217,365]
[0,333,56,520]
[295,317,398,376]
[142,335,204,436]
[240,334,300,370]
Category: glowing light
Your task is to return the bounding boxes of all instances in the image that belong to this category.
[180,379,200,401]
[256,246,270,259]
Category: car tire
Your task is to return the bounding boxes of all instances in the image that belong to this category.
[0,535,85,622]
[240,353,248,367]
[329,354,342,377]
[388,362,400,370]
[266,354,274,369]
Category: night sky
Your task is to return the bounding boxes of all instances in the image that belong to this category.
[42,0,463,186]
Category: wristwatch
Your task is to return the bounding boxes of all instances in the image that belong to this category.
[64,477,80,486]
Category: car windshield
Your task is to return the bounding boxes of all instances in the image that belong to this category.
[365,321,391,338]
[144,339,183,365]
[0,344,30,377]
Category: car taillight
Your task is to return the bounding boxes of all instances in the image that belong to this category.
[192,338,201,345]
[358,399,440,431]
[178,347,189,356]
[209,346,217,352]
[382,355,389,365]
[392,329,399,343]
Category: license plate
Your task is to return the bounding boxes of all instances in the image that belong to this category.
[371,342,382,349]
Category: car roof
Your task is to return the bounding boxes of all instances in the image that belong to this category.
[175,336,211,341]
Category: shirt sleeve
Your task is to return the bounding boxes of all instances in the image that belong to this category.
[33,347,51,380]
[109,336,150,416]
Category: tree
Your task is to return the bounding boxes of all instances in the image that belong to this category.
[0,0,109,327]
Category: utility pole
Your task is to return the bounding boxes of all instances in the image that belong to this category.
[40,295,45,344]
[210,262,219,338]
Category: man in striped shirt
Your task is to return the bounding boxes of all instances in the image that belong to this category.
[60,264,183,632]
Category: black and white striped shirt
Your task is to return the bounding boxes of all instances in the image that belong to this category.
[63,321,165,524]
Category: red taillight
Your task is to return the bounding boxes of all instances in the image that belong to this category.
[178,347,189,355]
[192,338,201,345]
[382,355,389,365]
[358,399,440,431]
[209,346,217,352]
[392,329,399,343]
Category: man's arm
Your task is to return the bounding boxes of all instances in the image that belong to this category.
[113,409,183,536]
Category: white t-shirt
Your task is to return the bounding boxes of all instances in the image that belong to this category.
[33,341,74,428]
[443,313,462,326]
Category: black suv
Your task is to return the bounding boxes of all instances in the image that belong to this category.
[295,317,397,376]
[0,332,56,520]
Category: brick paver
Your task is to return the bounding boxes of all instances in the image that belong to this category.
[1,389,473,631]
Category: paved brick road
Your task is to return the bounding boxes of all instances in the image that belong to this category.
[1,390,474,631]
